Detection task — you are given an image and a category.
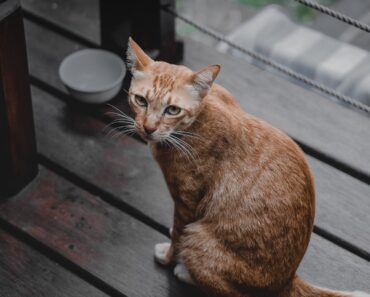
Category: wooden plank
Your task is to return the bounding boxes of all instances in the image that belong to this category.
[20,0,100,44]
[298,234,370,292]
[26,15,370,256]
[32,86,173,228]
[16,2,370,294]
[0,229,108,297]
[19,4,370,294]
[24,8,370,255]
[0,167,369,293]
[24,19,85,91]
[23,3,370,182]
[0,167,203,297]
[31,84,370,258]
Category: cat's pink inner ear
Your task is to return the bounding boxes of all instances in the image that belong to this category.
[192,65,221,96]
[126,37,153,73]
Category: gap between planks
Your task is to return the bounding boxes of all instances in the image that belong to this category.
[31,81,370,263]
[21,7,370,187]
[21,10,370,262]
[0,214,127,297]
[0,167,369,294]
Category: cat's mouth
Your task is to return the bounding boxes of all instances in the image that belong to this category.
[143,134,156,142]
[138,130,165,143]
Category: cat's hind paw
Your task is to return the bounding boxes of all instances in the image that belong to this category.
[154,242,172,266]
[174,263,195,285]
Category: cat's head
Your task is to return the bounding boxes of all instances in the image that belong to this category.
[126,37,220,142]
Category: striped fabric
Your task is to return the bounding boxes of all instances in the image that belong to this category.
[217,5,370,106]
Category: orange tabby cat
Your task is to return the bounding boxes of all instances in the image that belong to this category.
[125,37,369,297]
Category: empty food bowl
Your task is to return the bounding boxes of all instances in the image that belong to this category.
[59,49,126,104]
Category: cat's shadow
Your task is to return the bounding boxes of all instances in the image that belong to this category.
[60,96,132,142]
[59,73,132,139]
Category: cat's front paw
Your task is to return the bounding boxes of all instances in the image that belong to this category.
[174,263,195,285]
[154,242,173,266]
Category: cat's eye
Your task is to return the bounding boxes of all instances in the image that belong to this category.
[134,95,147,107]
[164,105,181,116]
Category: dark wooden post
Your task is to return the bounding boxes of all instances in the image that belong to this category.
[100,0,183,63]
[0,0,38,196]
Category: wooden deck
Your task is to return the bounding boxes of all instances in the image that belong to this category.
[0,1,369,296]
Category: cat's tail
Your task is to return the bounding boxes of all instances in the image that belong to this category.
[283,276,370,297]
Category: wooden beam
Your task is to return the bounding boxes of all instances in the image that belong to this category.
[0,0,37,196]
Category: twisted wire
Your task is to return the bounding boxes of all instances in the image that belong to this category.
[294,0,370,33]
[161,5,370,114]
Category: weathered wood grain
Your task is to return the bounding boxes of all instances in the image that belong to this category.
[20,0,100,44]
[15,1,370,296]
[32,85,171,226]
[23,5,370,182]
[0,229,108,297]
[0,168,203,297]
[298,234,370,292]
[24,19,370,254]
[24,19,84,90]
[22,0,370,274]
[1,168,370,294]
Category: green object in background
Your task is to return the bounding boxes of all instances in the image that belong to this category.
[237,0,337,22]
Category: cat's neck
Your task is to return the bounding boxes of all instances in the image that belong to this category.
[189,84,243,137]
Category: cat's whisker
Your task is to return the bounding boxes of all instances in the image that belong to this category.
[105,111,134,122]
[107,104,128,116]
[104,121,135,137]
[174,130,198,136]
[171,134,196,152]
[164,139,172,149]
[167,137,191,161]
[109,126,136,139]
[106,119,135,128]
[104,105,137,138]
[106,105,135,121]
[172,137,193,154]
[105,126,124,138]
[177,138,196,158]
[103,119,135,131]
[168,135,197,162]
[111,130,135,139]
[172,130,203,141]
[105,115,134,127]
[165,137,183,154]
[106,129,119,138]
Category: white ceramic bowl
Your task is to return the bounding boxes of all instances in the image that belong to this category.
[59,49,126,104]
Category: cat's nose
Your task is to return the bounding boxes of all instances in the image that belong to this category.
[144,125,157,135]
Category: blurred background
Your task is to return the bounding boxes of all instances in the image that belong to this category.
[20,0,370,107]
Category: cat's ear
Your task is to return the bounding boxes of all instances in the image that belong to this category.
[191,65,220,97]
[126,37,153,76]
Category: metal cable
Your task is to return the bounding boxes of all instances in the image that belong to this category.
[294,0,370,33]
[161,5,370,114]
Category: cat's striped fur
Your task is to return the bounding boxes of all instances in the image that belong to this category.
[126,37,369,297]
